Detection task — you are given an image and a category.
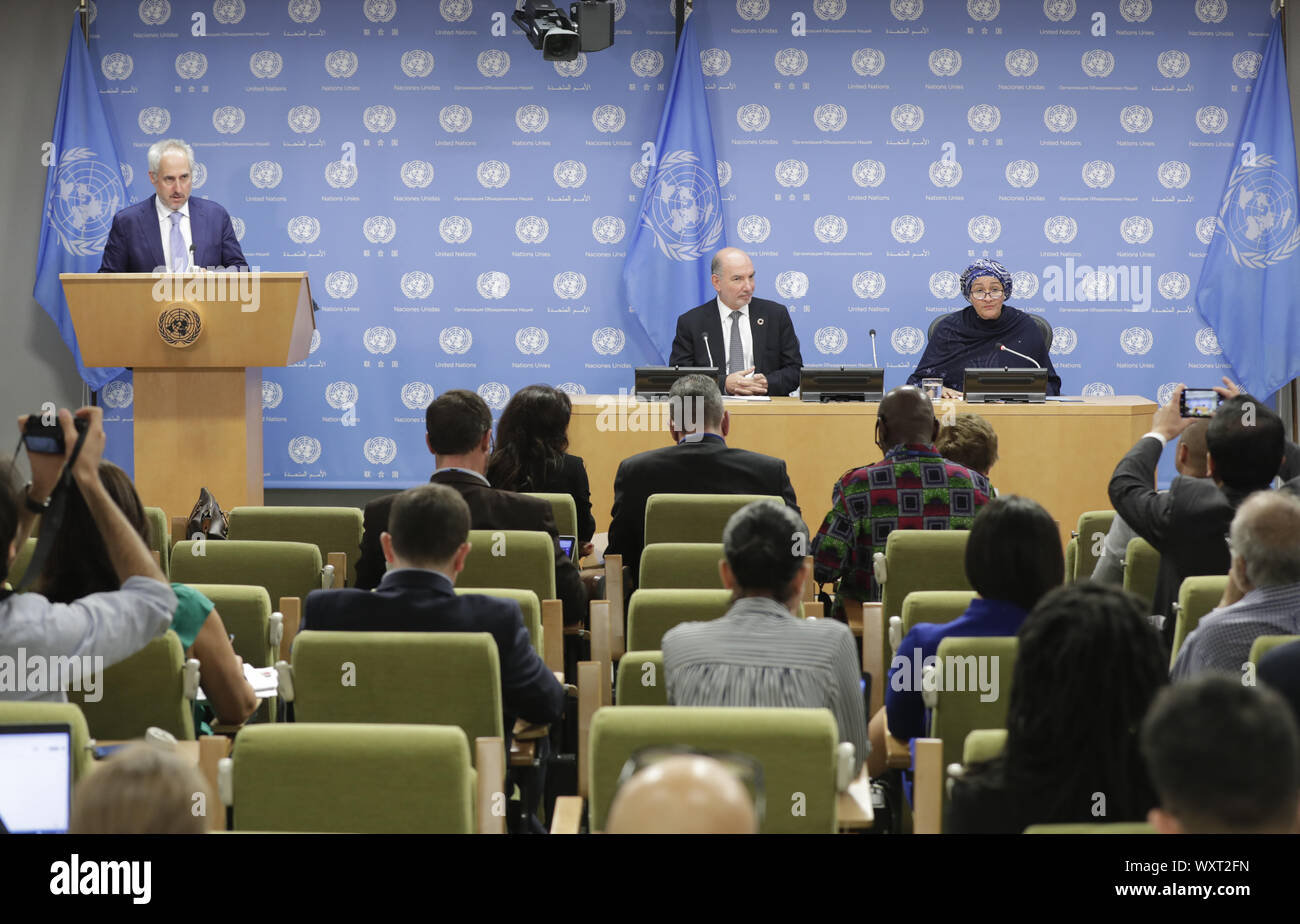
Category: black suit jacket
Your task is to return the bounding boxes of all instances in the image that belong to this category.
[668,297,803,396]
[1259,639,1300,732]
[303,568,566,749]
[606,435,801,582]
[98,194,247,273]
[1108,437,1254,644]
[490,453,596,544]
[356,470,588,625]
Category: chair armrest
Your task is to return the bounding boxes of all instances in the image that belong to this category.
[198,735,231,831]
[171,515,188,546]
[589,601,613,702]
[860,601,884,716]
[512,719,550,741]
[278,597,301,664]
[576,661,601,800]
[881,708,913,770]
[550,796,584,834]
[475,737,506,835]
[802,600,823,620]
[604,553,624,659]
[326,551,348,588]
[836,766,875,832]
[912,738,943,835]
[542,600,564,679]
[804,555,817,602]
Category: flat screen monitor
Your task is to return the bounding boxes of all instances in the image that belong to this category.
[799,367,885,403]
[0,724,73,834]
[962,367,1049,404]
[633,366,720,400]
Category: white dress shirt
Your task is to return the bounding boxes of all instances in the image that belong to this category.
[716,297,753,372]
[155,196,193,271]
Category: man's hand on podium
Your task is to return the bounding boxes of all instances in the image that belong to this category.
[726,368,768,396]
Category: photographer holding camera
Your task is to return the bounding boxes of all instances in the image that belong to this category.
[1,407,175,702]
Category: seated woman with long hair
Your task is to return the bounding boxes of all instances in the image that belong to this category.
[486,384,596,555]
[36,462,257,727]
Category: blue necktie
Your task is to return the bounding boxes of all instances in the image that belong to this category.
[727,310,745,375]
[169,211,186,272]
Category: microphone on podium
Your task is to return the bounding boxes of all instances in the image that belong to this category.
[869,329,878,367]
[703,332,714,368]
[998,343,1041,367]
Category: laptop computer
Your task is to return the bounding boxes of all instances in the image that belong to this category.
[0,723,73,834]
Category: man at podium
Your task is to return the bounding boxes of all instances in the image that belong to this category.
[98,138,246,273]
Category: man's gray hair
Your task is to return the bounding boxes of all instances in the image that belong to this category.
[1229,490,1300,589]
[668,373,724,432]
[710,251,723,277]
[147,138,195,175]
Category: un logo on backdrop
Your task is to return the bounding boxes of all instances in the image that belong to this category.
[477,161,510,188]
[139,0,170,25]
[1196,106,1229,135]
[556,383,587,397]
[324,271,358,300]
[122,162,135,188]
[325,50,358,79]
[288,105,320,134]
[439,327,473,355]
[717,161,732,187]
[775,48,808,77]
[891,327,925,355]
[516,327,549,355]
[930,160,962,188]
[631,49,664,78]
[1196,217,1217,245]
[325,161,357,188]
[814,104,848,132]
[1044,105,1077,134]
[737,216,771,244]
[214,0,245,24]
[401,161,434,188]
[363,327,397,355]
[929,49,962,77]
[1158,161,1191,190]
[1233,51,1262,79]
[363,106,396,133]
[929,272,960,299]
[1120,328,1154,356]
[555,55,587,77]
[891,215,925,244]
[1044,0,1077,22]
[967,104,1000,133]
[1005,48,1038,77]
[309,329,320,353]
[138,107,170,135]
[516,217,549,244]
[554,160,587,188]
[1158,273,1191,300]
[1044,216,1078,244]
[1050,327,1078,355]
[592,216,625,244]
[592,105,626,133]
[1156,382,1178,407]
[250,161,283,189]
[439,216,472,244]
[477,272,511,300]
[364,0,396,22]
[968,216,1001,244]
[250,51,282,79]
[1195,328,1223,355]
[737,104,771,132]
[213,106,245,135]
[1120,0,1151,22]
[287,216,320,244]
[288,437,322,465]
[401,383,436,411]
[1120,216,1154,245]
[261,382,282,410]
[1081,383,1115,398]
[363,438,397,466]
[701,48,731,76]
[1082,160,1115,189]
[101,380,134,409]
[554,272,587,299]
[401,50,435,78]
[516,105,549,133]
[852,271,886,300]
[737,0,770,20]
[852,49,886,77]
[592,327,627,356]
[815,327,848,355]
[1081,50,1114,78]
[891,105,924,132]
[325,381,359,411]
[440,105,472,133]
[853,159,885,188]
[363,216,397,244]
[1157,50,1190,79]
[776,159,809,188]
[102,53,133,80]
[478,51,510,78]
[640,150,724,262]
[890,0,923,21]
[774,271,809,300]
[400,272,434,300]
[968,0,999,21]
[630,162,649,188]
[231,217,246,241]
[815,0,847,19]
[440,0,472,22]
[1012,271,1038,299]
[477,385,511,411]
[1195,0,1227,24]
[1120,105,1154,133]
[289,0,321,24]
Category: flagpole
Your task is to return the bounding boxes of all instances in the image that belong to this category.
[675,0,690,48]
[78,0,95,408]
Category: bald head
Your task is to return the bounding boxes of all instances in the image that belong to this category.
[877,385,939,450]
[1176,420,1209,478]
[605,755,759,834]
[1229,490,1300,590]
[710,247,756,311]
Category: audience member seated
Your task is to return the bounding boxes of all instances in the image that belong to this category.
[869,495,1063,777]
[0,408,175,703]
[935,411,999,482]
[1141,674,1300,834]
[1109,385,1283,646]
[357,389,587,626]
[308,483,566,750]
[1093,419,1208,585]
[1171,491,1300,679]
[486,384,596,555]
[1260,639,1300,732]
[662,501,866,776]
[35,460,257,727]
[605,374,800,584]
[811,385,991,618]
[948,583,1166,833]
[69,742,211,834]
[605,752,759,834]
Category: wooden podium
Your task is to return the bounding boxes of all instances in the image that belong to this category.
[60,271,314,523]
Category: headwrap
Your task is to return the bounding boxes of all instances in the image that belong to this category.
[959,259,1013,300]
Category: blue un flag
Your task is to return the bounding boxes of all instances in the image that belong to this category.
[622,14,727,362]
[33,15,128,390]
[1195,15,1300,400]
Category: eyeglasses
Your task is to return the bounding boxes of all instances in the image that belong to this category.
[970,289,1005,300]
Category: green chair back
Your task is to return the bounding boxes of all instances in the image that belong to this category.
[638,543,725,590]
[644,493,783,546]
[7,537,38,588]
[227,506,363,588]
[962,728,1007,766]
[455,586,543,656]
[522,493,578,540]
[1074,509,1117,581]
[1025,822,1155,834]
[615,652,667,706]
[290,631,504,756]
[188,583,277,723]
[1064,537,1078,583]
[877,530,973,688]
[899,591,978,646]
[229,723,475,833]
[69,631,195,741]
[0,701,93,781]
[170,540,323,611]
[143,506,170,577]
[930,636,1018,773]
[1122,536,1161,613]
[457,530,555,603]
[626,589,810,651]
[589,706,839,834]
[1250,634,1300,667]
[1170,575,1229,667]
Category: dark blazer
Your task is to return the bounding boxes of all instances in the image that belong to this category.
[1108,436,1252,644]
[98,194,248,273]
[606,435,801,582]
[668,297,803,396]
[1259,639,1300,732]
[356,469,588,625]
[303,568,566,749]
[489,453,596,544]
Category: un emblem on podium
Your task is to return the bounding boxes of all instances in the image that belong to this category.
[158,303,202,349]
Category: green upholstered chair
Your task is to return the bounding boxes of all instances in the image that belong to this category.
[456,586,543,656]
[221,723,477,833]
[1025,822,1155,834]
[889,590,978,652]
[1073,509,1117,581]
[1250,634,1300,667]
[615,652,667,706]
[1122,536,1161,613]
[926,636,1018,774]
[6,537,38,588]
[143,506,171,577]
[457,530,556,602]
[626,588,812,651]
[277,631,503,763]
[69,631,198,741]
[227,506,363,588]
[1064,537,1078,583]
[187,583,279,723]
[587,706,840,834]
[638,542,725,590]
[962,728,1007,766]
[0,701,94,781]
[643,493,784,546]
[522,493,578,540]
[170,540,328,615]
[1169,575,1229,667]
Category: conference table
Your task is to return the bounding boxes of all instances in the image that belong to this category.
[567,395,1158,549]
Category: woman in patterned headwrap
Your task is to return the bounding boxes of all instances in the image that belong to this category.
[906,259,1061,398]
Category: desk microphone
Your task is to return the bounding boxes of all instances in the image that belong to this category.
[998,343,1040,367]
[869,329,878,367]
[703,332,714,368]
[188,243,197,272]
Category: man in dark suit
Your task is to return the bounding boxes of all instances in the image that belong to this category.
[1109,384,1284,648]
[306,484,566,744]
[605,374,801,583]
[99,138,246,273]
[668,247,803,397]
[356,389,588,626]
